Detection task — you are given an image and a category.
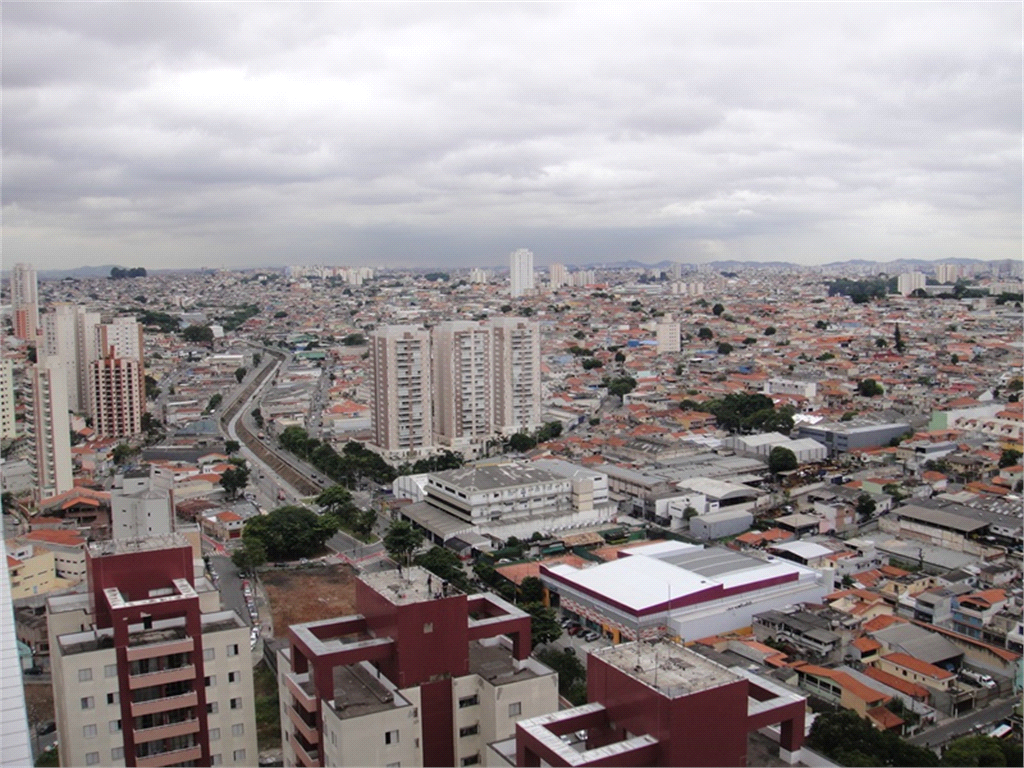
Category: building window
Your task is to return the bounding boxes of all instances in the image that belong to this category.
[232,723,244,736]
[385,729,400,745]
[104,664,117,678]
[207,702,219,714]
[85,752,100,766]
[508,702,522,717]
[458,695,479,708]
[459,724,479,737]
[83,724,98,738]
[230,698,242,710]
[387,763,401,768]
[109,720,121,733]
[107,692,119,706]
[209,727,221,741]
[81,696,95,710]
[79,668,93,682]
[461,755,480,766]
[227,644,239,657]
[204,648,215,661]
[210,755,222,766]
[423,622,433,634]
[205,675,216,687]
[228,671,239,683]
[233,750,246,762]
[111,747,123,761]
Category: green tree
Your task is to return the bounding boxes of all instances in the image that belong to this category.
[815,319,829,330]
[231,539,267,574]
[603,375,637,398]
[764,326,776,335]
[509,432,538,452]
[950,353,959,365]
[520,576,545,603]
[998,448,1022,468]
[182,324,214,343]
[224,440,240,454]
[581,357,603,370]
[894,323,906,353]
[414,546,470,592]
[235,367,248,383]
[524,602,562,645]
[205,393,223,413]
[341,333,366,346]
[253,353,262,367]
[768,446,798,474]
[807,709,938,767]
[939,735,1009,767]
[857,378,884,397]
[856,494,876,521]
[717,342,733,355]
[243,505,338,560]
[144,374,161,400]
[112,442,137,465]
[698,326,714,341]
[220,465,250,498]
[536,422,563,443]
[712,303,724,316]
[614,351,626,363]
[536,648,586,700]
[383,521,424,566]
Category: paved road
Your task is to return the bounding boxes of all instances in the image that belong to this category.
[210,554,253,628]
[907,698,1018,749]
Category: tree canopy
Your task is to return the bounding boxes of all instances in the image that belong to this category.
[857,378,885,397]
[768,446,798,474]
[242,505,338,561]
[806,709,938,767]
[182,324,214,343]
[383,521,424,566]
[414,546,471,592]
[220,465,250,499]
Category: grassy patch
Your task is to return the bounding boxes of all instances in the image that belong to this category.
[253,661,281,750]
[35,748,59,767]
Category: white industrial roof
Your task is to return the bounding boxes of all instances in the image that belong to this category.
[769,541,834,560]
[619,540,700,559]
[546,556,714,611]
[676,477,762,500]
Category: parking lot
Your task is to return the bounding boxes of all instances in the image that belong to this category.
[542,613,614,658]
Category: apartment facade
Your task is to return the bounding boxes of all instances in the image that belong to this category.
[277,566,557,768]
[90,354,144,438]
[47,534,256,768]
[370,325,434,458]
[432,321,493,452]
[509,248,534,298]
[0,357,15,439]
[10,261,39,340]
[27,355,74,500]
[490,318,541,435]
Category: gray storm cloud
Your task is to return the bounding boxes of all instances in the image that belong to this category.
[2,1,1020,269]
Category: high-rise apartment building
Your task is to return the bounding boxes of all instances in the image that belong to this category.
[656,314,681,354]
[934,263,960,285]
[112,468,176,541]
[370,325,433,457]
[277,566,557,768]
[47,534,257,768]
[98,317,147,397]
[90,354,143,438]
[42,304,84,413]
[548,263,567,290]
[432,322,493,452]
[42,304,106,414]
[509,248,534,298]
[26,354,73,500]
[490,318,541,435]
[10,262,39,341]
[897,271,926,296]
[0,358,15,439]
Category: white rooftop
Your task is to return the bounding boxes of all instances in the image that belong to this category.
[546,555,714,611]
[769,541,834,560]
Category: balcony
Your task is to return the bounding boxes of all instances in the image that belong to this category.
[129,664,196,690]
[287,705,319,744]
[133,718,200,744]
[135,745,203,768]
[285,673,317,713]
[131,691,198,718]
[126,637,194,662]
[289,732,320,768]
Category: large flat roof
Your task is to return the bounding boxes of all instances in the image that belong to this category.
[896,504,989,533]
[430,463,566,492]
[592,641,741,698]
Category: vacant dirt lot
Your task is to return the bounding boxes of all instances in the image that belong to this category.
[24,681,54,726]
[261,563,358,633]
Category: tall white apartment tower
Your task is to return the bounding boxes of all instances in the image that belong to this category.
[432,321,493,452]
[98,317,146,396]
[897,271,926,296]
[26,353,74,499]
[490,317,542,435]
[509,248,534,298]
[0,358,16,439]
[90,354,144,438]
[656,314,681,355]
[549,263,568,290]
[369,325,433,457]
[10,262,39,341]
[42,304,103,414]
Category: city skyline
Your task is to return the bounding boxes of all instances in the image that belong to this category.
[3,2,1020,271]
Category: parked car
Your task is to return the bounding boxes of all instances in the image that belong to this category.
[37,722,56,735]
[583,630,600,642]
[567,625,583,636]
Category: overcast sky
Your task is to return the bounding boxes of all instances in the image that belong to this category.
[3,2,1021,271]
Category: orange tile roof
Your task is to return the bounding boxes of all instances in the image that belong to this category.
[882,653,954,680]
[852,637,882,653]
[23,529,86,547]
[797,664,890,705]
[861,666,930,699]
[866,705,904,731]
[863,615,906,633]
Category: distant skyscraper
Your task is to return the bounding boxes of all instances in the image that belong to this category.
[548,263,568,290]
[432,321,493,450]
[897,271,926,296]
[89,353,143,438]
[656,314,681,355]
[934,263,960,285]
[0,358,15,439]
[509,248,534,298]
[469,267,489,284]
[490,317,541,434]
[10,262,39,341]
[26,353,73,499]
[369,325,433,456]
[97,316,146,399]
